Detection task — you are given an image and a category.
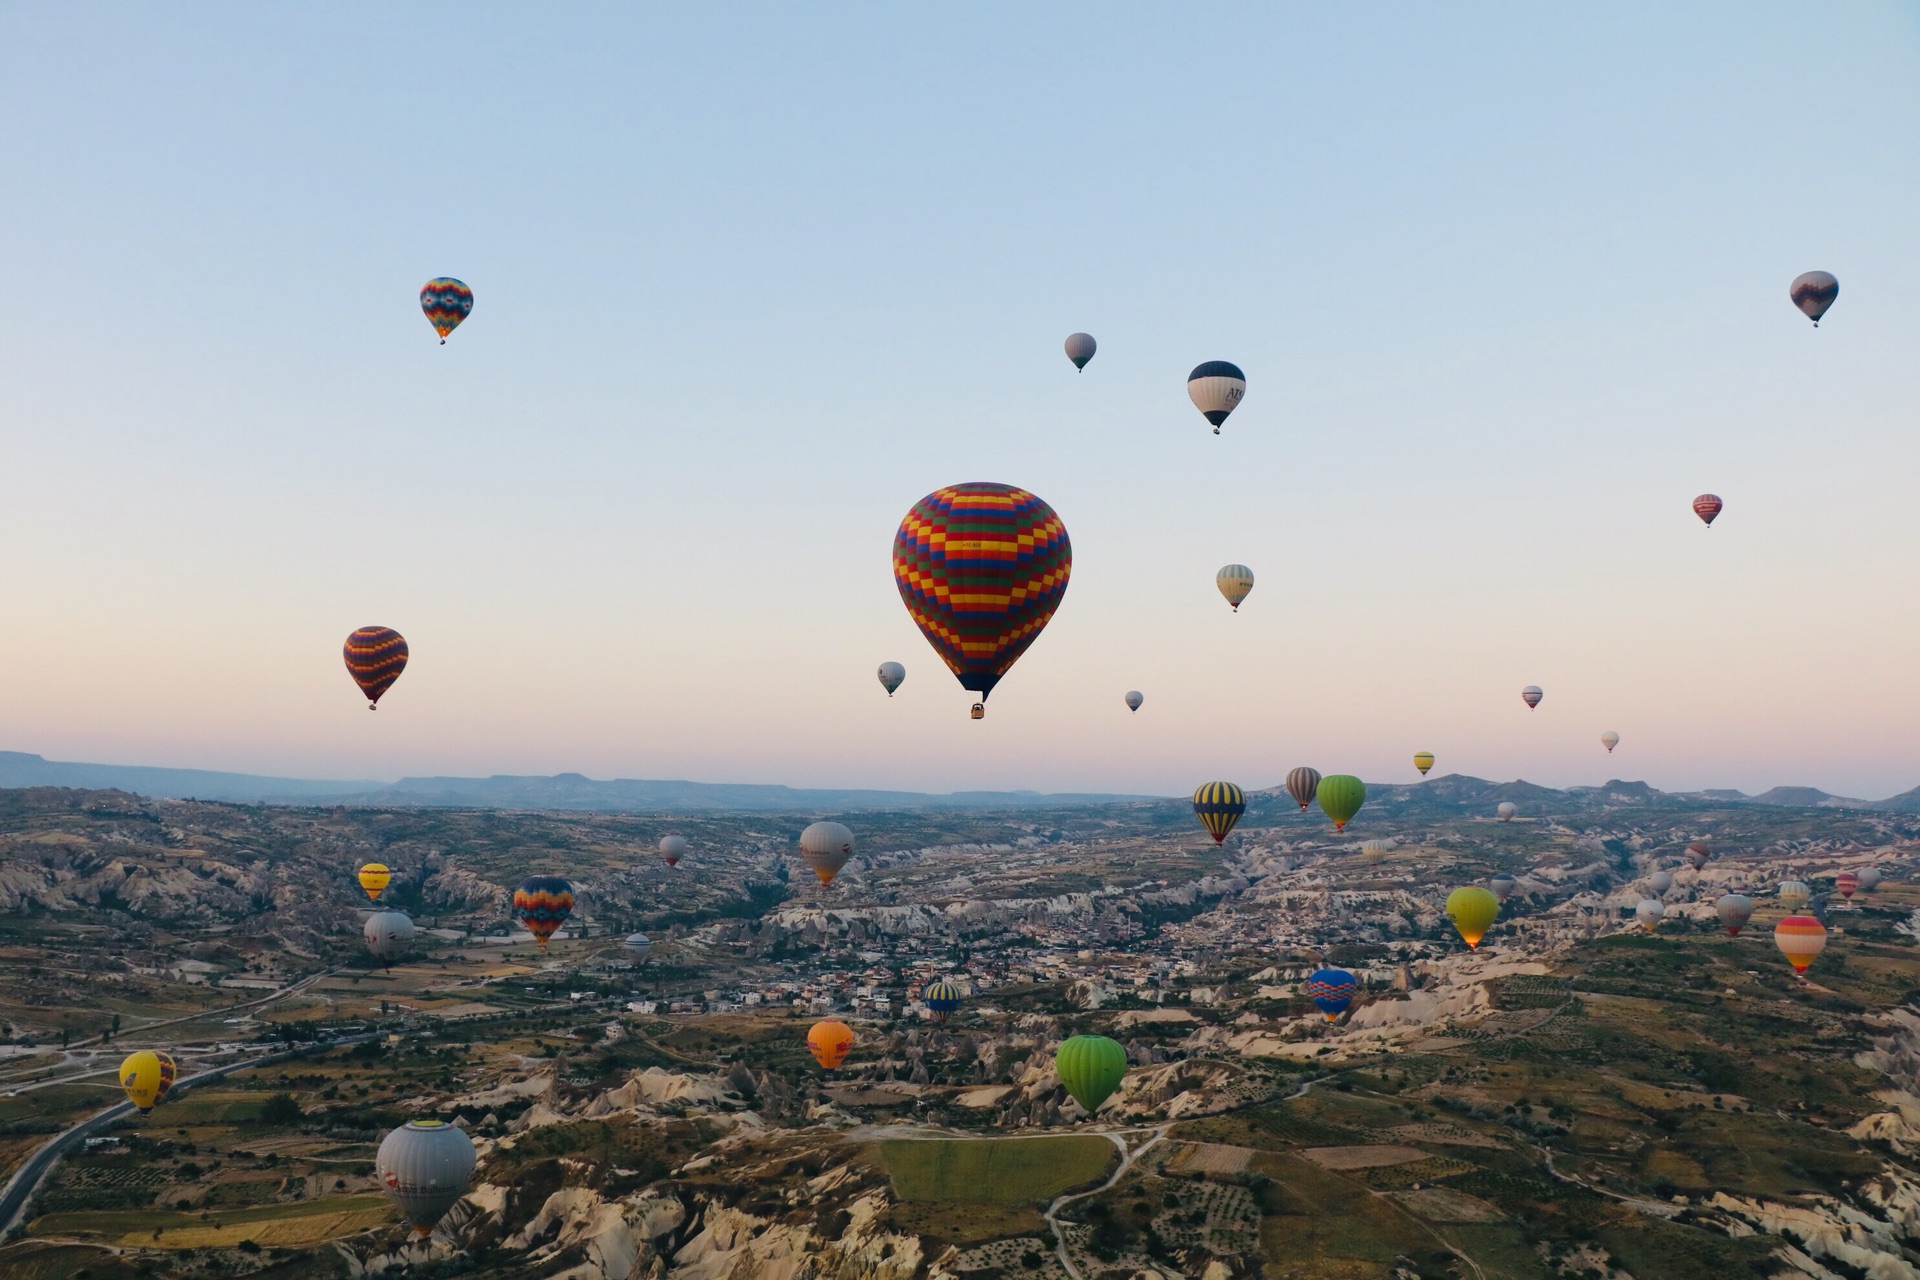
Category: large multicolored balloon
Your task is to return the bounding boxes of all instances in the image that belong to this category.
[799,821,855,885]
[1064,332,1097,370]
[1497,802,1517,823]
[1192,782,1247,845]
[1412,752,1434,777]
[344,627,409,709]
[512,876,574,948]
[1778,880,1811,912]
[1216,564,1254,612]
[420,278,473,343]
[1125,690,1143,713]
[364,911,415,966]
[1489,874,1516,902]
[1693,494,1722,527]
[1601,731,1620,753]
[1056,1034,1128,1113]
[922,978,963,1024]
[659,835,688,868]
[894,483,1070,715]
[1188,361,1245,434]
[808,1020,854,1069]
[358,863,391,902]
[1774,914,1827,974]
[1446,886,1500,949]
[377,1120,476,1236]
[1306,968,1357,1022]
[877,662,905,696]
[1286,767,1321,811]
[1318,775,1365,831]
[1521,686,1543,710]
[1836,871,1859,900]
[1789,271,1839,327]
[1636,898,1666,931]
[119,1050,177,1114]
[1716,893,1755,936]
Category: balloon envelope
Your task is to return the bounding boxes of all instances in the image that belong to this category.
[419,278,474,342]
[1836,871,1858,900]
[659,835,688,868]
[364,911,416,965]
[1362,839,1393,866]
[119,1050,177,1114]
[1307,969,1358,1022]
[799,821,855,886]
[1064,332,1097,369]
[1790,271,1838,325]
[1318,775,1365,831]
[512,877,574,947]
[1412,752,1434,776]
[1684,842,1710,870]
[623,933,652,960]
[1489,874,1517,901]
[1636,898,1666,931]
[1187,361,1246,433]
[1192,782,1247,845]
[877,662,905,696]
[1521,686,1543,710]
[358,863,391,902]
[1056,1034,1128,1113]
[809,1020,854,1069]
[377,1120,476,1235]
[1778,880,1810,912]
[1446,887,1500,948]
[1601,731,1620,753]
[893,483,1071,709]
[1497,802,1517,822]
[1648,871,1673,896]
[1774,914,1827,973]
[1858,867,1883,893]
[1716,893,1755,936]
[1693,494,1722,526]
[344,627,409,709]
[1216,564,1254,611]
[922,978,963,1023]
[1285,767,1321,811]
[1125,690,1143,712]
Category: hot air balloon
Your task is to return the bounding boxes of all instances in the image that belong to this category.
[1306,969,1358,1022]
[1636,899,1666,931]
[1056,1035,1128,1113]
[364,911,416,967]
[1192,782,1247,845]
[922,978,963,1024]
[1778,880,1810,912]
[877,662,905,696]
[1790,271,1839,326]
[358,863,392,902]
[1064,333,1097,370]
[1489,874,1517,902]
[1693,494,1722,527]
[1187,361,1245,434]
[1125,690,1143,713]
[1362,839,1393,867]
[1684,842,1710,871]
[1521,686,1543,710]
[1774,915,1827,975]
[893,483,1070,716]
[1318,775,1365,831]
[1716,893,1755,936]
[1836,871,1859,901]
[799,821,855,886]
[659,835,688,869]
[1496,802,1517,823]
[1601,731,1620,753]
[419,278,474,344]
[1413,752,1435,776]
[623,933,652,961]
[377,1120,476,1236]
[1446,886,1500,949]
[1648,871,1674,896]
[512,876,574,948]
[1286,768,1321,811]
[344,627,409,709]
[1216,564,1254,612]
[119,1050,178,1114]
[808,1020,854,1069]
[1858,867,1883,893]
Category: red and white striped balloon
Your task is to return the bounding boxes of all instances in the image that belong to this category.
[1692,494,1722,527]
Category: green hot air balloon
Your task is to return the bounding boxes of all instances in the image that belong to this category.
[1317,775,1366,831]
[1056,1035,1128,1115]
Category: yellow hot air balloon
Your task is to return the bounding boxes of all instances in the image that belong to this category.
[1445,887,1500,949]
[1412,752,1434,777]
[357,863,392,902]
[1778,880,1810,912]
[120,1050,178,1114]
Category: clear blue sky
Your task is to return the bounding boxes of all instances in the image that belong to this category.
[2,5,1918,797]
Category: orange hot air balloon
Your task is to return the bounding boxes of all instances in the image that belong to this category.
[808,1020,854,1070]
[1774,915,1827,976]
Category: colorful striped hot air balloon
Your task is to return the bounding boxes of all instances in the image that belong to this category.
[1778,880,1810,912]
[1413,752,1435,777]
[1318,775,1365,831]
[1693,494,1722,527]
[1521,686,1543,710]
[1187,361,1246,434]
[1055,1035,1128,1113]
[1215,564,1254,612]
[511,876,573,948]
[1446,886,1500,949]
[893,483,1070,717]
[808,1020,854,1069]
[1285,767,1321,811]
[1306,968,1358,1022]
[1774,915,1827,975]
[1790,271,1839,326]
[922,978,963,1024]
[1192,782,1247,845]
[343,627,408,709]
[420,277,473,343]
[119,1050,178,1114]
[357,863,391,902]
[1836,871,1859,900]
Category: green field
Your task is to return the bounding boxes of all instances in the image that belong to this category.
[872,1136,1117,1206]
[29,1192,394,1249]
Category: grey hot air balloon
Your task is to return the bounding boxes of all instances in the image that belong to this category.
[659,834,688,868]
[1489,873,1517,902]
[1636,898,1666,931]
[1716,893,1756,935]
[1857,867,1883,893]
[1648,870,1674,896]
[1064,332,1097,370]
[377,1120,476,1236]
[1124,690,1143,713]
[877,661,905,696]
[1285,767,1321,811]
[364,911,416,967]
[1497,802,1517,822]
[623,933,652,961]
[1187,361,1245,434]
[799,820,855,886]
[1790,271,1839,326]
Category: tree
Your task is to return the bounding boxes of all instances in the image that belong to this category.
[260,1094,302,1125]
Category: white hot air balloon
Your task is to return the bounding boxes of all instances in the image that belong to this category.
[1521,686,1543,710]
[1600,731,1620,753]
[1124,690,1143,713]
[1857,867,1883,893]
[1636,898,1666,931]
[1778,880,1811,911]
[659,835,688,868]
[1216,564,1254,612]
[377,1120,477,1237]
[1489,873,1517,901]
[1187,361,1246,434]
[364,911,416,967]
[1647,870,1674,896]
[799,820,855,886]
[1497,802,1517,822]
[623,933,652,961]
[877,662,905,697]
[1716,893,1755,936]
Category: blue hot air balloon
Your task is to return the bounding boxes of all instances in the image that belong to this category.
[1306,968,1358,1022]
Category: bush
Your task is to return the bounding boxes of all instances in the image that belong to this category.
[260,1093,303,1125]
